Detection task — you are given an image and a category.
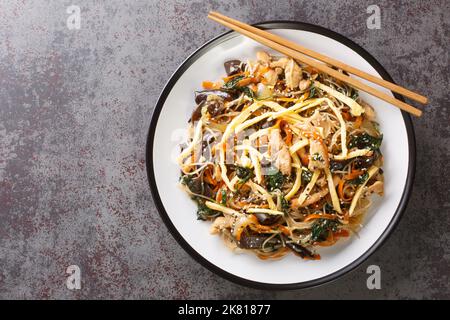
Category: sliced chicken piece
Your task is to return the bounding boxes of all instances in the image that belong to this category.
[210,216,232,235]
[284,58,302,90]
[309,111,336,140]
[362,102,376,121]
[302,188,330,207]
[274,67,283,75]
[268,129,292,175]
[256,51,271,65]
[263,69,278,86]
[299,79,311,91]
[270,57,289,69]
[291,188,329,208]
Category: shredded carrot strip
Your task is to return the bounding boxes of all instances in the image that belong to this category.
[278,225,291,236]
[281,122,293,145]
[354,116,362,129]
[298,147,309,166]
[237,77,258,87]
[342,111,352,121]
[222,72,244,83]
[202,81,221,90]
[344,169,364,180]
[338,179,346,200]
[338,169,365,201]
[258,66,270,75]
[334,229,350,237]
[204,169,216,186]
[304,214,336,222]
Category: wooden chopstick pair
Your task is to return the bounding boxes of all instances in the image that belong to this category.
[208,11,425,117]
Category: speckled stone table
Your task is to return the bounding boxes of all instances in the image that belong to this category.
[0,0,448,299]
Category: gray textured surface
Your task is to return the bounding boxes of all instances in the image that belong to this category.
[0,0,449,299]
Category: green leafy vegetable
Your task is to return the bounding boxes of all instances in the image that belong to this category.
[235,166,254,183]
[312,153,323,162]
[180,175,202,194]
[309,85,317,98]
[221,190,227,206]
[329,160,349,173]
[349,133,383,151]
[266,170,285,191]
[222,75,245,90]
[301,168,312,184]
[222,76,254,98]
[240,86,255,98]
[311,218,340,242]
[281,196,290,213]
[324,202,336,214]
[348,172,369,185]
[194,197,221,221]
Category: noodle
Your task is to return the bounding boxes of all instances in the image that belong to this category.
[178,52,384,260]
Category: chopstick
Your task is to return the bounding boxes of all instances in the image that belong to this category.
[210,12,427,105]
[208,12,424,117]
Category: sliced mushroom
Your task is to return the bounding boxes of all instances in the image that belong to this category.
[284,239,316,259]
[195,90,232,105]
[284,59,302,90]
[254,213,281,226]
[190,101,204,122]
[224,60,242,76]
[238,232,282,249]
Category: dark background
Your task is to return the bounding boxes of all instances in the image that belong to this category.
[0,0,448,299]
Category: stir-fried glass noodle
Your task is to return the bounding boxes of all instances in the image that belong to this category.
[178,52,384,260]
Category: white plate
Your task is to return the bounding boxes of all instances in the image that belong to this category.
[146,22,415,289]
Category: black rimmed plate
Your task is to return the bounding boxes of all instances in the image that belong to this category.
[146,22,415,289]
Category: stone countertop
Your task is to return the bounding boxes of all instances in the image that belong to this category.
[0,0,448,299]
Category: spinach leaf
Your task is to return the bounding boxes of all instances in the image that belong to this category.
[324,202,336,214]
[240,86,254,98]
[222,75,245,90]
[222,76,254,98]
[348,172,369,185]
[309,85,317,98]
[220,190,227,206]
[311,218,340,242]
[329,159,349,173]
[349,133,383,151]
[312,152,323,162]
[235,166,254,183]
[194,197,221,221]
[281,196,290,213]
[180,175,202,194]
[266,170,285,191]
[301,168,312,184]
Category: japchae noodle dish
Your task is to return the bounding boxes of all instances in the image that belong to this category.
[178,51,384,260]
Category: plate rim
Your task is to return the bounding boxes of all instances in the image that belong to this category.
[145,21,416,290]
